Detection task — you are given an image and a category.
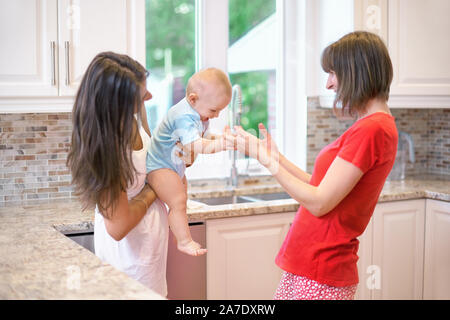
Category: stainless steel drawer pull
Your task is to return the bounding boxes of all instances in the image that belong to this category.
[65,41,70,86]
[50,41,56,86]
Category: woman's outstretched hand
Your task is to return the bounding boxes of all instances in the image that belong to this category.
[256,123,279,159]
[224,123,280,172]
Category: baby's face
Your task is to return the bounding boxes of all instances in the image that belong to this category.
[189,86,231,121]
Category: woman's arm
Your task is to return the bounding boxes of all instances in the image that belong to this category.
[269,156,363,217]
[101,184,157,241]
[256,123,311,183]
[231,126,363,217]
[227,124,311,183]
[278,153,312,184]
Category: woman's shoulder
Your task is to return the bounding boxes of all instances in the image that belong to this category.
[353,112,396,134]
[339,112,397,148]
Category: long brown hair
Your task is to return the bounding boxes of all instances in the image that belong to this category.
[67,52,148,216]
[321,31,393,117]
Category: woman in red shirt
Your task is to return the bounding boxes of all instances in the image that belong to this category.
[226,31,398,299]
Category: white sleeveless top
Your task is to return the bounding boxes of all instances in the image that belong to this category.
[94,124,169,297]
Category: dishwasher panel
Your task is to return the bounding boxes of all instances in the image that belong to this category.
[166,221,207,300]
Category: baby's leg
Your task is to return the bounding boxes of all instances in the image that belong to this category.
[147,169,207,256]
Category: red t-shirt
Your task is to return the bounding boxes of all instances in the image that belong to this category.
[275,112,398,287]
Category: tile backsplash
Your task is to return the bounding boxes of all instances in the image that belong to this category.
[1,102,449,204]
[0,113,72,203]
[307,97,450,176]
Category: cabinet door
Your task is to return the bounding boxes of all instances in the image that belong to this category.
[388,0,450,97]
[206,212,295,300]
[58,0,143,96]
[372,199,425,299]
[423,199,450,300]
[0,0,58,97]
[355,217,374,300]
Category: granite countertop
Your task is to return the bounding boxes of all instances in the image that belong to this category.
[0,174,449,299]
[0,199,165,299]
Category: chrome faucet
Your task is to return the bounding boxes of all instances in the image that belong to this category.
[389,131,415,180]
[399,131,415,164]
[229,84,242,187]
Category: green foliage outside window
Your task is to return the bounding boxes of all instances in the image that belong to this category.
[229,72,269,136]
[145,0,195,85]
[145,0,275,134]
[229,0,275,134]
[229,0,275,45]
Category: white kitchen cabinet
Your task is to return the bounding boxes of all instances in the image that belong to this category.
[354,218,373,300]
[423,199,450,300]
[206,212,295,300]
[355,198,450,300]
[354,0,450,108]
[0,0,58,97]
[372,199,426,300]
[0,0,145,111]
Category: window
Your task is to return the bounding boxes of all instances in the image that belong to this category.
[144,0,195,131]
[144,0,304,179]
[228,0,276,138]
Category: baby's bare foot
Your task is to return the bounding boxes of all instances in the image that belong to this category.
[177,239,207,256]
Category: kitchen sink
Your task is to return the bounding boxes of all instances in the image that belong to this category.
[193,195,255,205]
[246,192,291,201]
[63,230,95,253]
[194,192,291,206]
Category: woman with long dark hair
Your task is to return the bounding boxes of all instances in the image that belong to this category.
[67,52,169,296]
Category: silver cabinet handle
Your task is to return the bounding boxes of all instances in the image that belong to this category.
[50,41,56,86]
[64,41,70,86]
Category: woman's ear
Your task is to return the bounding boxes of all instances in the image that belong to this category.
[187,92,198,105]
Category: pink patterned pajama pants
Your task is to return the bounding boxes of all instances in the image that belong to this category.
[273,271,357,300]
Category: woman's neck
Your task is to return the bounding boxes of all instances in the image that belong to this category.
[357,98,391,120]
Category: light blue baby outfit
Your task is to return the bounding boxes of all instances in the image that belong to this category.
[146,98,209,178]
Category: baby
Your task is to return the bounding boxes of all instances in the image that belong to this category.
[146,68,232,256]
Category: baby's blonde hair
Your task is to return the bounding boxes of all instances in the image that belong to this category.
[186,68,232,98]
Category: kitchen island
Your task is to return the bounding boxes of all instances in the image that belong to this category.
[0,175,449,299]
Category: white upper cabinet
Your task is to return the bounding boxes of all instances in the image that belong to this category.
[354,0,450,108]
[57,0,138,97]
[0,0,145,111]
[388,0,450,97]
[0,0,58,97]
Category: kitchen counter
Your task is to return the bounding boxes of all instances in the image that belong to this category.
[186,174,450,220]
[0,199,165,299]
[1,174,449,299]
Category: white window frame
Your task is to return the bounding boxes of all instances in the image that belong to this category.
[185,0,308,180]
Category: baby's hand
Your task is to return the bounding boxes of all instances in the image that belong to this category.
[177,239,207,256]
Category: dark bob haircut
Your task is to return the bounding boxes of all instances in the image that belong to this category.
[321,31,393,117]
